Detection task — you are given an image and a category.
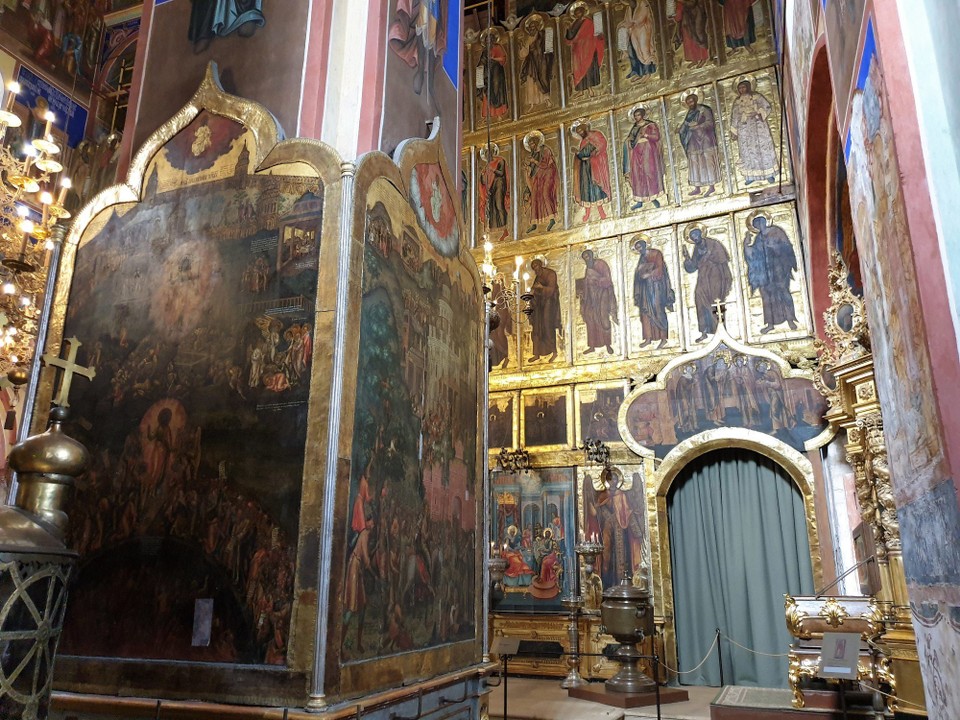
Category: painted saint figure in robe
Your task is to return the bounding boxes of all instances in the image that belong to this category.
[565,3,605,94]
[519,14,555,111]
[718,0,757,53]
[729,79,778,185]
[632,237,675,348]
[479,145,510,241]
[743,213,798,333]
[571,121,611,222]
[678,92,721,196]
[528,258,563,363]
[477,36,509,119]
[623,106,665,210]
[577,249,617,355]
[731,353,760,425]
[389,0,448,95]
[619,0,657,79]
[522,131,559,233]
[670,0,710,68]
[490,277,514,369]
[189,0,265,53]
[682,225,732,342]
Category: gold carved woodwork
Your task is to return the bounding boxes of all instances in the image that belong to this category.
[784,595,895,712]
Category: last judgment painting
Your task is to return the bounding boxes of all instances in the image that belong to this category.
[59,112,320,666]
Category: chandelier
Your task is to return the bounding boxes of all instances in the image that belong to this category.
[0,80,71,387]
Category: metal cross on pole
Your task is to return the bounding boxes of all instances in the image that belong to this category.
[42,336,96,407]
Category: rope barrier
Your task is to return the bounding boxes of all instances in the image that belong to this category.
[719,632,791,658]
[863,683,927,712]
[657,633,719,675]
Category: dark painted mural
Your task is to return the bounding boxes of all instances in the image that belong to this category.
[60,112,321,666]
[340,188,479,663]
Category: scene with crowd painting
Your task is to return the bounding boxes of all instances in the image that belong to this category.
[58,111,322,666]
[492,467,578,612]
[339,172,480,664]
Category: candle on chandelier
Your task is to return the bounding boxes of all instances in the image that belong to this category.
[43,110,55,140]
[513,255,523,282]
[39,191,52,225]
[522,271,531,293]
[5,81,19,113]
[57,177,71,206]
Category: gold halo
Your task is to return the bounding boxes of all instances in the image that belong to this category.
[531,254,548,267]
[684,222,707,242]
[507,524,518,537]
[524,13,545,34]
[570,118,591,137]
[478,142,500,161]
[627,104,648,122]
[746,209,772,230]
[523,130,545,152]
[568,0,589,18]
[479,27,501,44]
[735,75,755,91]
[630,232,653,251]
[680,89,700,104]
[543,527,553,539]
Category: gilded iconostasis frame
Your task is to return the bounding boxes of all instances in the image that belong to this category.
[473,0,834,674]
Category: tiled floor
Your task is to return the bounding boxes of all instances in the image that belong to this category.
[487,678,718,720]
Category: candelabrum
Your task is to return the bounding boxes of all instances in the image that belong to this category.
[577,437,611,468]
[0,81,72,386]
[496,446,531,473]
[560,594,585,689]
[576,540,604,613]
[487,543,508,608]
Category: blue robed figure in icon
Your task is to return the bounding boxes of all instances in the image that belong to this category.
[189,0,265,53]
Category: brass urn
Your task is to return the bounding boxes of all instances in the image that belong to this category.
[600,574,656,694]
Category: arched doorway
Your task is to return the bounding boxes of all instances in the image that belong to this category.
[668,448,814,687]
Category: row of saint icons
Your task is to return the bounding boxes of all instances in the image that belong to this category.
[476,78,780,239]
[481,209,798,368]
[471,0,770,125]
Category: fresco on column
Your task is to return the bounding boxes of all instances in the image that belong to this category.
[822,0,866,122]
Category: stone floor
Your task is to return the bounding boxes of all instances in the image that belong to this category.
[487,678,718,720]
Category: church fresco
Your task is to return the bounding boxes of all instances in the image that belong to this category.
[514,12,560,116]
[719,68,789,194]
[519,247,571,369]
[822,0,866,122]
[522,387,571,449]
[616,99,675,217]
[561,1,611,103]
[575,382,627,445]
[622,341,829,457]
[578,464,650,590]
[625,227,684,355]
[573,236,625,363]
[58,111,321,666]
[518,128,563,240]
[340,176,479,664]
[492,467,578,611]
[476,140,514,244]
[567,115,617,228]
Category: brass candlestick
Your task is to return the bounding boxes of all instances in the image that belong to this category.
[560,595,585,689]
[576,540,604,613]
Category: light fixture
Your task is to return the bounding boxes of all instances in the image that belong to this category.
[0,79,71,384]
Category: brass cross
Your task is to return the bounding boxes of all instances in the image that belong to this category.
[42,336,96,407]
[712,299,726,326]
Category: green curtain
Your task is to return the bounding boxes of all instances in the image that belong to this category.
[668,449,814,687]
